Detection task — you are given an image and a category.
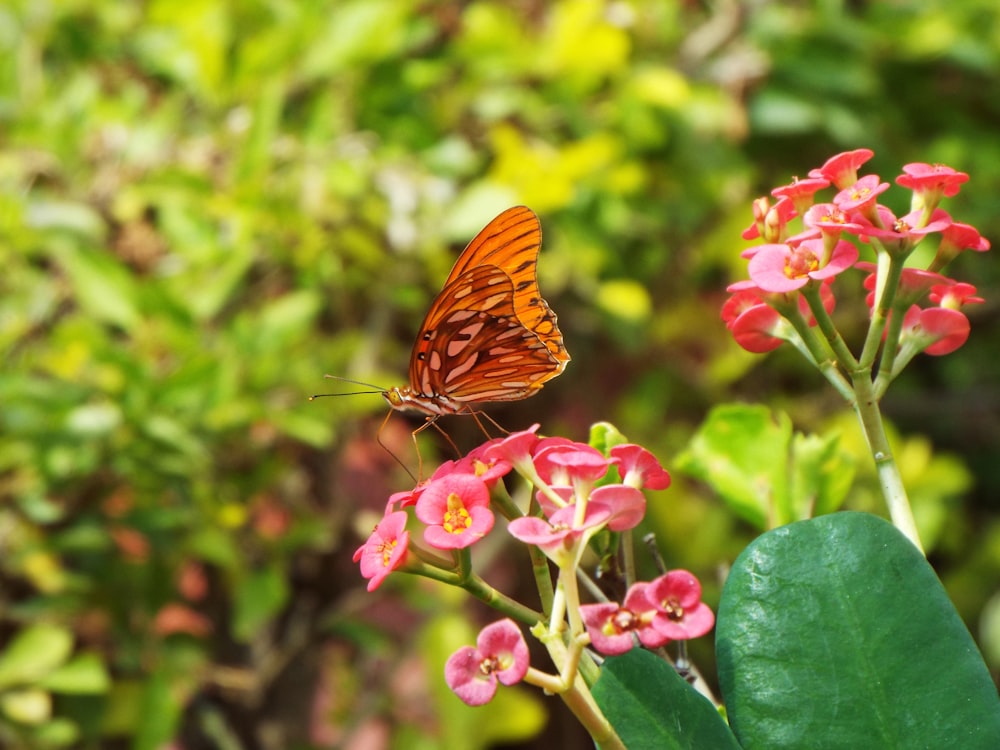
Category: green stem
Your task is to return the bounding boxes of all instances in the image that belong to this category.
[850,373,924,553]
[780,295,854,401]
[528,633,627,750]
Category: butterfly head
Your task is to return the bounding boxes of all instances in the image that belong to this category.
[382,386,407,409]
[383,385,467,417]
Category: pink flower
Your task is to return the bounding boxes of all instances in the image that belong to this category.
[803,203,865,236]
[610,444,671,490]
[448,440,514,486]
[645,570,715,640]
[483,425,540,474]
[353,511,410,592]
[854,207,952,247]
[808,149,875,189]
[833,174,890,213]
[896,162,969,200]
[748,239,858,293]
[415,474,494,550]
[590,485,647,532]
[445,619,529,706]
[533,442,614,488]
[507,503,611,562]
[387,482,428,511]
[771,176,831,214]
[730,302,786,352]
[580,584,670,655]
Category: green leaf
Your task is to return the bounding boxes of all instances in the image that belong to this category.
[55,246,141,331]
[0,687,52,725]
[716,512,1000,749]
[588,421,629,455]
[675,404,792,528]
[39,652,111,694]
[232,565,289,642]
[789,431,855,518]
[592,649,740,749]
[0,623,74,690]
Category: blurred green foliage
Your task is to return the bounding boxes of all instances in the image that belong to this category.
[2,0,999,746]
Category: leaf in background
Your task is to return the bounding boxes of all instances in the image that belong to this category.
[0,686,52,725]
[592,649,740,749]
[55,246,141,331]
[675,403,792,528]
[39,652,111,695]
[0,623,74,690]
[232,564,290,642]
[716,512,1000,749]
[789,431,855,518]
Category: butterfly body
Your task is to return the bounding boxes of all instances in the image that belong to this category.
[384,206,569,419]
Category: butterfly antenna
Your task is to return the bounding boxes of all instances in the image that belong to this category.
[309,374,387,400]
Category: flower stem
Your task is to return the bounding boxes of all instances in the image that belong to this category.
[850,372,924,553]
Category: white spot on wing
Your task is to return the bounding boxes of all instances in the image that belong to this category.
[445,352,479,384]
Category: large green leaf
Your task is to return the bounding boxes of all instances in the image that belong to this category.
[716,512,1000,749]
[592,649,740,749]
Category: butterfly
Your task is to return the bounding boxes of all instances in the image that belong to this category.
[382,205,570,429]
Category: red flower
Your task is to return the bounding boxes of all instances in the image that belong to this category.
[415,474,494,550]
[895,162,969,200]
[445,619,529,706]
[808,149,874,189]
[771,176,831,209]
[645,570,715,640]
[353,511,410,592]
[580,584,671,655]
[933,221,990,270]
[929,282,984,310]
[856,261,952,309]
[153,603,212,638]
[742,196,797,242]
[610,444,671,490]
[900,305,970,356]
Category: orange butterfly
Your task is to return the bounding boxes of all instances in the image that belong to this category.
[383,205,570,428]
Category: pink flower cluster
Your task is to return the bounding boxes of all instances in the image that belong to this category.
[354,427,671,590]
[354,426,715,705]
[580,570,714,655]
[723,149,988,355]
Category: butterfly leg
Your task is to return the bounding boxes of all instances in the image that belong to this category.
[469,409,509,439]
[375,409,418,483]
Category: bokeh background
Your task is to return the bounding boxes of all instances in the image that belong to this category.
[4,1,1000,747]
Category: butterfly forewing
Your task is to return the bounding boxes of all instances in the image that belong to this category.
[443,206,570,366]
